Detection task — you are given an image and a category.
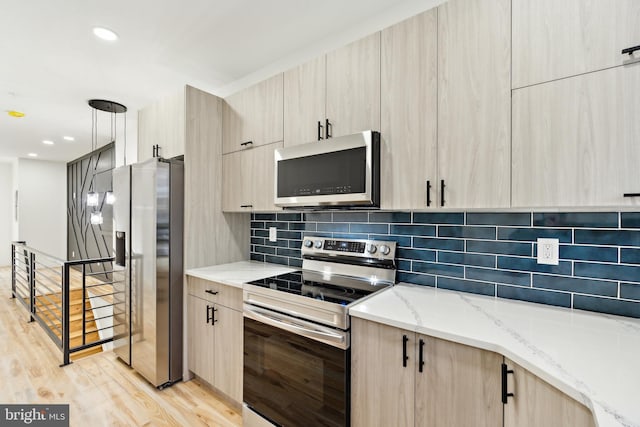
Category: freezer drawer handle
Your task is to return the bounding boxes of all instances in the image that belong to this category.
[205,289,219,295]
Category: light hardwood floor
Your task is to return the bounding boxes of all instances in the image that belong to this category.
[1,267,242,427]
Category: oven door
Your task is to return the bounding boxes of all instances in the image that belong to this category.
[243,304,350,427]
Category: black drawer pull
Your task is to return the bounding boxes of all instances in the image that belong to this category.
[402,335,409,367]
[240,141,253,147]
[317,121,324,140]
[426,180,432,207]
[501,363,514,404]
[622,45,640,56]
[205,289,218,295]
[623,193,640,197]
[240,204,253,208]
[418,338,425,373]
[440,179,446,207]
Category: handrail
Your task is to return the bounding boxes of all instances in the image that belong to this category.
[10,241,119,366]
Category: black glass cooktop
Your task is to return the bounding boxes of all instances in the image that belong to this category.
[247,271,375,306]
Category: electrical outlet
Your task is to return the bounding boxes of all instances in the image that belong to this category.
[269,227,277,242]
[537,238,559,265]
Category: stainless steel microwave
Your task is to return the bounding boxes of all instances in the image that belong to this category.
[274,130,380,208]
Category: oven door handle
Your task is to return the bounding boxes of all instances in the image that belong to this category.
[244,305,348,349]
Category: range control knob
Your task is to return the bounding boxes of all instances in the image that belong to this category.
[314,240,323,249]
[303,239,313,248]
[379,245,391,256]
[366,244,377,254]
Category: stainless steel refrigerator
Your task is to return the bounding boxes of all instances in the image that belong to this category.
[112,157,184,388]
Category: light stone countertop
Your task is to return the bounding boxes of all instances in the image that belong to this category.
[349,283,640,427]
[185,261,296,288]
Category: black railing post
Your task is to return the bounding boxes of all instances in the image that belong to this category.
[61,263,71,366]
[29,252,36,322]
[82,264,87,346]
[11,243,16,298]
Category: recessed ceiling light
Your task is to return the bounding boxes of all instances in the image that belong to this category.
[28,153,38,157]
[63,136,75,141]
[93,27,118,41]
[43,140,54,145]
[7,110,25,118]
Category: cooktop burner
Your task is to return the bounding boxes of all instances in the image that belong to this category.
[247,271,375,306]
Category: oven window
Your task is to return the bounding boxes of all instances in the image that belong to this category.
[244,318,349,427]
[277,147,366,197]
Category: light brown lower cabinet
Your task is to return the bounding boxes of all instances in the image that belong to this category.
[351,318,501,427]
[186,279,243,404]
[351,318,596,427]
[503,358,595,427]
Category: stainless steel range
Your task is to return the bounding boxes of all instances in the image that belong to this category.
[243,236,397,427]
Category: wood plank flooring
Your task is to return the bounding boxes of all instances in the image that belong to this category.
[1,267,242,427]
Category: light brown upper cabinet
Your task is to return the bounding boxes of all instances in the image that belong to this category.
[222,141,282,212]
[283,33,380,146]
[138,89,186,162]
[512,66,640,208]
[380,9,438,210]
[437,0,511,208]
[222,74,284,154]
[512,0,640,89]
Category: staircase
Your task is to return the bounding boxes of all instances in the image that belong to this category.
[29,289,103,360]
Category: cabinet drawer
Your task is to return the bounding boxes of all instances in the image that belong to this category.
[187,276,242,310]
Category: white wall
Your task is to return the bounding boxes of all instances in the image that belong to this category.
[0,161,14,266]
[17,158,67,260]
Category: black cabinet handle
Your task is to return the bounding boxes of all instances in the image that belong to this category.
[325,119,332,139]
[426,180,432,207]
[205,289,218,295]
[317,121,324,140]
[402,335,409,367]
[152,144,160,158]
[240,204,253,208]
[240,141,253,147]
[212,307,218,325]
[206,305,212,324]
[623,193,640,197]
[418,338,425,373]
[501,363,514,404]
[622,45,640,56]
[440,179,446,207]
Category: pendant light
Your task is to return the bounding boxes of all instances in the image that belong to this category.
[86,99,127,225]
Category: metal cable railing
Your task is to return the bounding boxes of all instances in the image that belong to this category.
[10,242,124,366]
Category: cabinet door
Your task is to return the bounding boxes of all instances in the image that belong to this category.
[512,66,640,207]
[351,318,414,427]
[187,295,215,385]
[221,150,251,212]
[138,90,185,161]
[222,74,284,154]
[415,335,502,427]
[380,9,438,210]
[326,33,381,138]
[212,304,243,403]
[222,142,282,212]
[512,0,640,89]
[503,358,595,427]
[283,56,326,146]
[437,0,511,208]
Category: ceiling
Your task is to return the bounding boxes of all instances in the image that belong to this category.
[0,0,442,163]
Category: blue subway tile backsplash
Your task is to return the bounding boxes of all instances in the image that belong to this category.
[250,211,640,318]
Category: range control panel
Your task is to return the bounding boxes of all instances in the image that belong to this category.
[301,236,396,260]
